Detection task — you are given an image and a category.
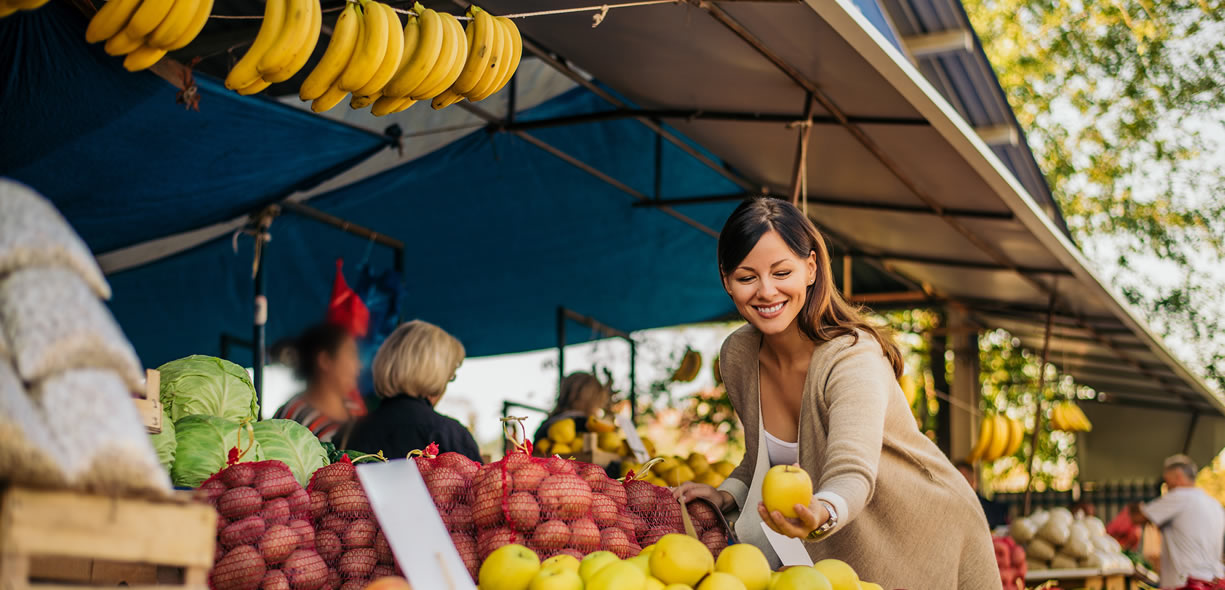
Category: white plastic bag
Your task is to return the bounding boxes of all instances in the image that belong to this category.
[0,360,68,487]
[0,179,110,299]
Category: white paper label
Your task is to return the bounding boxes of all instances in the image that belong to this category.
[760,522,815,567]
[358,460,477,590]
[616,414,651,463]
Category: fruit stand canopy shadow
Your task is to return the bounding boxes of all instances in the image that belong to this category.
[1,0,1220,416]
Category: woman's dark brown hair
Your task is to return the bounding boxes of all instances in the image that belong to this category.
[717,197,904,377]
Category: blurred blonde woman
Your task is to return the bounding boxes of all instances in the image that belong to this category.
[347,320,480,462]
[533,372,612,447]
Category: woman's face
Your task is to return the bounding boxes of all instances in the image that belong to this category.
[723,230,817,336]
[318,336,362,392]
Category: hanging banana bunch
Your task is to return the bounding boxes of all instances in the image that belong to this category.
[84,0,215,71]
[1050,401,1092,432]
[430,6,521,109]
[967,414,1027,463]
[223,0,322,94]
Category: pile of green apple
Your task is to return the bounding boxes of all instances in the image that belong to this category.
[476,533,883,590]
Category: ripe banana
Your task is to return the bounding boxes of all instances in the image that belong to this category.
[311,82,349,112]
[265,0,320,82]
[984,415,1010,461]
[105,31,144,56]
[86,0,143,43]
[123,45,167,71]
[469,15,520,101]
[299,1,359,100]
[353,2,403,96]
[411,12,465,99]
[1003,418,1026,458]
[966,415,994,463]
[258,0,311,75]
[462,12,504,101]
[164,0,213,50]
[237,78,272,95]
[123,0,176,40]
[147,0,199,48]
[449,6,493,95]
[383,3,440,98]
[350,91,380,109]
[0,3,17,16]
[1051,403,1067,431]
[371,94,415,116]
[337,0,388,92]
[224,0,285,89]
[430,87,465,109]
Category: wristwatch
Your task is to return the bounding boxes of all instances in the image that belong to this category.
[806,499,838,540]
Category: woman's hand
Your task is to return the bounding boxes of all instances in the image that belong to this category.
[673,482,735,512]
[758,499,830,539]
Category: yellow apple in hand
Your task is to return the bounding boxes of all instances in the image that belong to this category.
[650,534,714,586]
[698,572,748,590]
[587,561,647,590]
[812,559,859,590]
[542,554,581,573]
[762,465,813,519]
[715,544,771,590]
[580,551,621,583]
[529,566,583,590]
[772,566,832,590]
[479,544,541,590]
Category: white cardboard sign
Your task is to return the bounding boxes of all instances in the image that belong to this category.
[760,522,815,567]
[615,413,651,463]
[357,459,477,590]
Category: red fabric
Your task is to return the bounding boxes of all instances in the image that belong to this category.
[1107,505,1142,550]
[325,260,369,338]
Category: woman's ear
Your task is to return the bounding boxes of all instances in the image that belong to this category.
[807,250,818,286]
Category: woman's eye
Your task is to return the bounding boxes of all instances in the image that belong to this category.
[774,271,792,278]
[736,276,755,284]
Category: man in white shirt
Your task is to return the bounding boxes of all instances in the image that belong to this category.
[1132,454,1225,588]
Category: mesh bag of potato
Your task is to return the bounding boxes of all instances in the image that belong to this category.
[305,456,403,590]
[621,465,731,559]
[410,444,482,578]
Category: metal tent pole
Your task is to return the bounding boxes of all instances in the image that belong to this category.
[557,306,567,397]
[1023,289,1058,515]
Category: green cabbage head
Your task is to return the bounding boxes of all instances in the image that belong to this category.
[158,355,259,422]
[149,411,176,472]
[253,419,328,487]
[171,415,263,487]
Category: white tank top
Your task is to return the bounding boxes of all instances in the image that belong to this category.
[764,428,798,466]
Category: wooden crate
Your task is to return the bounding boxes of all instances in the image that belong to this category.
[0,486,217,590]
[132,369,163,434]
[571,433,621,467]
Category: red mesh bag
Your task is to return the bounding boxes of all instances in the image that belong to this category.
[306,455,402,590]
[620,461,732,558]
[411,443,481,579]
[197,438,320,590]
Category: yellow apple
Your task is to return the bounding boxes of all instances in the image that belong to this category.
[644,576,666,590]
[579,551,621,583]
[479,544,541,590]
[627,554,652,576]
[761,465,813,519]
[712,461,736,477]
[542,554,581,574]
[548,419,577,444]
[650,534,715,586]
[697,572,748,590]
[687,452,712,475]
[697,471,725,487]
[528,566,583,590]
[599,432,624,453]
[536,439,552,455]
[714,544,771,590]
[587,561,648,590]
[812,559,859,590]
[772,567,832,590]
[639,544,657,557]
[768,571,781,590]
[664,585,693,590]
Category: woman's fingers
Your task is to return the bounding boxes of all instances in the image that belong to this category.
[794,503,821,530]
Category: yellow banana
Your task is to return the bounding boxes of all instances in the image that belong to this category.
[371,94,411,115]
[0,3,18,16]
[392,96,416,113]
[299,1,359,100]
[350,91,380,109]
[1054,403,1070,431]
[104,31,144,55]
[471,15,520,101]
[462,12,504,100]
[123,45,167,70]
[258,0,311,75]
[5,0,48,12]
[122,0,175,39]
[412,12,465,99]
[164,0,212,50]
[1070,403,1091,432]
[264,0,319,82]
[311,82,349,112]
[224,0,284,89]
[1003,418,1025,458]
[337,0,388,91]
[147,0,199,48]
[86,0,144,43]
[430,87,464,109]
[353,2,403,96]
[966,415,993,463]
[983,415,1010,462]
[237,78,271,95]
[449,6,492,95]
[383,3,440,98]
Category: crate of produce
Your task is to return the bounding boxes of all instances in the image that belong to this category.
[0,486,217,590]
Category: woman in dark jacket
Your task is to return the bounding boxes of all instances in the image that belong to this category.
[346,320,481,463]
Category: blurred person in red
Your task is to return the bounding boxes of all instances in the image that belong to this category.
[274,323,363,444]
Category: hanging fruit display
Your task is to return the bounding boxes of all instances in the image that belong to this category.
[223,0,323,93]
[1050,401,1092,432]
[84,0,215,71]
[966,414,1027,463]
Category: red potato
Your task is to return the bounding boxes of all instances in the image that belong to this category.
[288,519,315,550]
[568,518,600,553]
[591,494,619,528]
[308,491,327,520]
[544,457,577,475]
[451,532,478,577]
[503,453,531,473]
[375,532,394,565]
[340,581,367,590]
[556,548,584,560]
[532,520,571,551]
[578,464,607,487]
[210,545,266,590]
[600,479,628,508]
[221,516,267,549]
[688,501,720,529]
[473,465,514,496]
[286,488,310,519]
[255,464,300,499]
[507,492,541,532]
[261,498,291,527]
[326,569,341,590]
[476,527,521,560]
[538,474,592,520]
[282,549,328,590]
[423,468,466,505]
[601,527,633,558]
[624,480,656,514]
[311,462,356,492]
[338,548,377,577]
[222,464,257,488]
[472,497,505,529]
[320,513,347,534]
[260,569,290,590]
[436,452,479,482]
[218,487,264,520]
[511,463,548,493]
[412,456,434,478]
[315,530,342,563]
[700,528,727,555]
[328,483,372,517]
[198,479,228,505]
[342,519,377,549]
[372,565,396,579]
[442,504,473,532]
[259,524,301,565]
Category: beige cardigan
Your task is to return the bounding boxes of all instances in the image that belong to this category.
[715,325,1000,589]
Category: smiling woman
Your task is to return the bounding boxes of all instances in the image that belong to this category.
[674,198,1000,589]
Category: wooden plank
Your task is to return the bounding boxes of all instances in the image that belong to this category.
[134,369,163,434]
[27,557,93,583]
[0,488,216,568]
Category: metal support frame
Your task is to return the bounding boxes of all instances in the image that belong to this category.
[556,306,639,423]
[1023,290,1058,515]
[498,108,927,132]
[630,192,1015,221]
[789,93,815,205]
[281,201,407,273]
[931,311,951,456]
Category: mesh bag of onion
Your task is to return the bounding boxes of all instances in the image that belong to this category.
[197,456,321,590]
[305,455,402,590]
[409,443,482,579]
